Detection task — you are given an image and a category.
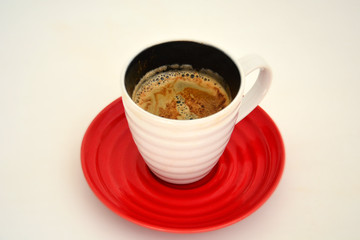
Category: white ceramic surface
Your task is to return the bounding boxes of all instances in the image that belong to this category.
[120,41,271,184]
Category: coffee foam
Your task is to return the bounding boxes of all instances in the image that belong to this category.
[132,65,231,120]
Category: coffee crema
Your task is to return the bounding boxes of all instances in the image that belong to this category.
[132,65,232,120]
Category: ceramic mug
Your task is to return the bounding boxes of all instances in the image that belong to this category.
[120,40,272,184]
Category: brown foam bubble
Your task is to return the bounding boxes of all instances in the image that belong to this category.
[132,65,231,120]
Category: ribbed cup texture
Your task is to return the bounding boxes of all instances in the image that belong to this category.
[123,99,240,184]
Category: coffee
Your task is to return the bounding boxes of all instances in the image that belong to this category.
[132,65,231,120]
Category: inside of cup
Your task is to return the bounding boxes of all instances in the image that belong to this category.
[124,41,241,100]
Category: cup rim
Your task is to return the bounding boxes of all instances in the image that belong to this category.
[120,39,245,125]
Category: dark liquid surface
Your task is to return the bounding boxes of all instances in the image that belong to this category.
[132,67,231,120]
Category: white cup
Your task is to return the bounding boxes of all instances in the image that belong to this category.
[120,40,271,184]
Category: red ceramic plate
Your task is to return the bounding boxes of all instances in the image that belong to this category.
[81,97,285,233]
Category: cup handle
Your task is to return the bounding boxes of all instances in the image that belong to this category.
[236,55,272,123]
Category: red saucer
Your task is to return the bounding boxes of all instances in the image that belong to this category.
[81,98,285,233]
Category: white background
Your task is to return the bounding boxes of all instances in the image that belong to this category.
[1,0,359,239]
